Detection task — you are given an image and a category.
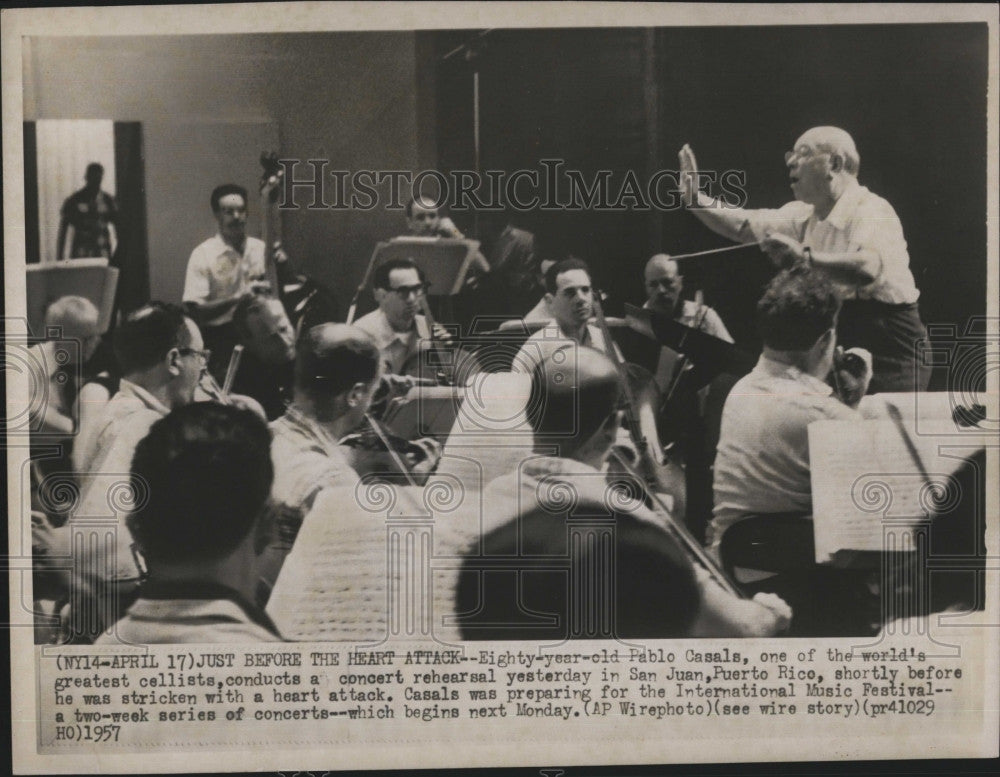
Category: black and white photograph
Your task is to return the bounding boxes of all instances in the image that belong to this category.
[4,2,998,772]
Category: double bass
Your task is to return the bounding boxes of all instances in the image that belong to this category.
[258,152,340,335]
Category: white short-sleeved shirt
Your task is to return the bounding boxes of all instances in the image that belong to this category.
[512,322,620,375]
[740,181,919,305]
[709,355,859,551]
[353,308,431,375]
[182,234,266,326]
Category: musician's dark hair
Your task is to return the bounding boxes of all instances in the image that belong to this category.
[127,403,273,564]
[210,183,248,213]
[373,258,426,291]
[526,351,622,447]
[85,162,104,178]
[756,265,842,351]
[113,301,193,373]
[295,323,380,399]
[544,256,590,294]
[455,508,700,640]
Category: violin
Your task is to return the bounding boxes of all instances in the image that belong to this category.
[340,413,441,487]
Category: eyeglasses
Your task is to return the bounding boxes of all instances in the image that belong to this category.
[411,212,438,222]
[177,346,211,364]
[388,283,428,298]
[784,146,829,165]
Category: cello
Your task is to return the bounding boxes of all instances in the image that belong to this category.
[591,290,688,521]
[592,293,744,598]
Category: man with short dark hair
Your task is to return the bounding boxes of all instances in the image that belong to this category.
[354,258,435,375]
[513,257,618,374]
[710,266,873,551]
[97,403,282,643]
[469,348,792,638]
[404,195,463,238]
[183,183,268,379]
[74,302,206,474]
[56,162,118,260]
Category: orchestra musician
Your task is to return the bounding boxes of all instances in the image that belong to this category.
[230,293,297,421]
[678,126,930,392]
[28,296,103,442]
[468,348,792,638]
[404,195,465,238]
[512,257,619,373]
[711,266,874,635]
[354,257,451,377]
[397,196,490,326]
[262,323,441,598]
[183,183,284,382]
[48,303,259,642]
[643,253,732,389]
[96,403,283,644]
[642,254,735,540]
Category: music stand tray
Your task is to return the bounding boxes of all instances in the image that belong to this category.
[26,259,119,335]
[376,238,481,296]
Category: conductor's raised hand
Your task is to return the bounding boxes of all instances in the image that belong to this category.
[678,143,700,207]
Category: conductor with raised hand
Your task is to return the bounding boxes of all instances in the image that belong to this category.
[678,127,929,392]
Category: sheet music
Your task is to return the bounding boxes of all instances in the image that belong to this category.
[809,418,989,562]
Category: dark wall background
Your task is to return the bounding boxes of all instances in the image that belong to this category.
[435,24,989,356]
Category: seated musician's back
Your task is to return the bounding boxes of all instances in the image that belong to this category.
[464,348,792,639]
[710,265,872,551]
[97,403,282,643]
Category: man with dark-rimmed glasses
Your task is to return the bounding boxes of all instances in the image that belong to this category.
[354,257,445,375]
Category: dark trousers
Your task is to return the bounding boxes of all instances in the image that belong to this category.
[838,300,931,393]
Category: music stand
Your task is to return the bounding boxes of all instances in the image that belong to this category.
[625,303,757,384]
[26,259,120,336]
[348,238,483,324]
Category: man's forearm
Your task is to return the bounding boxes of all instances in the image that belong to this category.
[688,193,754,244]
[809,248,880,286]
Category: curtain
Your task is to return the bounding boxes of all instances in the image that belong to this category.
[34,119,116,264]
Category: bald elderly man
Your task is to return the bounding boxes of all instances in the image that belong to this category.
[643,253,732,391]
[678,127,929,393]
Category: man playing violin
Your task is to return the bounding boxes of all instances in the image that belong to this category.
[679,126,929,392]
[711,266,877,635]
[261,323,440,599]
[470,348,792,638]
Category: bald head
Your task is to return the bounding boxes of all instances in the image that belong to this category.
[644,253,684,314]
[295,323,381,402]
[795,126,860,176]
[527,348,623,458]
[44,295,102,363]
